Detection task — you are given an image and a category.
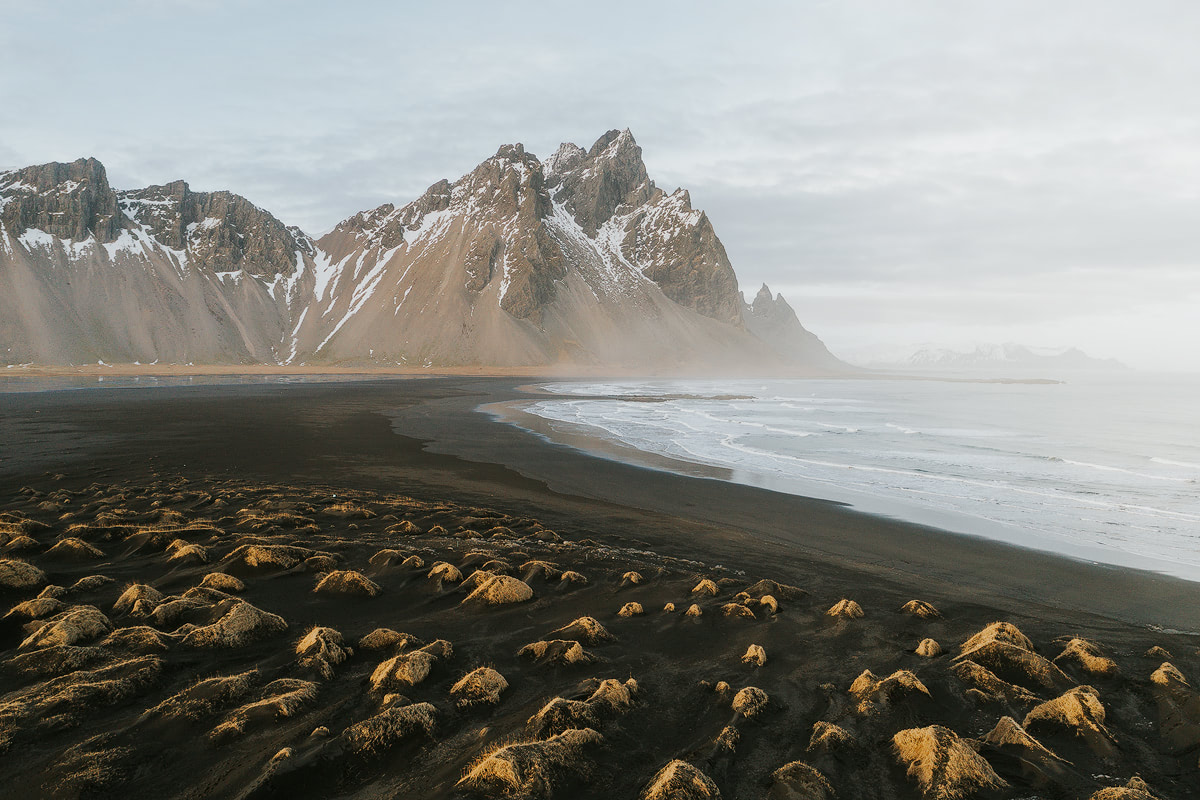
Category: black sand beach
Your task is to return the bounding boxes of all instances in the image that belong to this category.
[1,377,1198,799]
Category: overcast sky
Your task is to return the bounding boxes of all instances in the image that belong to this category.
[3,1,1198,370]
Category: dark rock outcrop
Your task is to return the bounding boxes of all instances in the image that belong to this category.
[1,158,124,243]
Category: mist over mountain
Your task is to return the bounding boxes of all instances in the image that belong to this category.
[0,132,842,372]
[847,342,1128,372]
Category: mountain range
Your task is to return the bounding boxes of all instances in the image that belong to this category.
[0,130,842,372]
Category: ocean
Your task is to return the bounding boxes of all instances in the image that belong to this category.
[516,374,1200,580]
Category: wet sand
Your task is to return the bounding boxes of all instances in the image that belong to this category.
[1,377,1197,799]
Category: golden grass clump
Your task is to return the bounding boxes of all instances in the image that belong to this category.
[427,561,463,583]
[1144,645,1171,660]
[451,666,509,708]
[400,555,425,570]
[732,686,769,718]
[5,596,67,621]
[758,595,779,615]
[714,725,739,753]
[70,575,114,592]
[901,600,942,619]
[296,626,351,680]
[916,639,943,658]
[807,721,857,753]
[342,701,437,756]
[370,641,450,691]
[20,605,113,650]
[892,725,1008,800]
[959,621,1033,655]
[113,583,164,616]
[742,644,767,667]
[1022,685,1118,757]
[691,578,719,596]
[1087,776,1162,800]
[150,595,213,628]
[226,543,315,571]
[313,570,381,597]
[321,502,375,519]
[979,715,1073,784]
[663,602,676,613]
[551,616,615,645]
[166,541,209,564]
[458,727,603,798]
[385,520,419,535]
[4,536,39,552]
[641,759,721,799]
[559,570,588,586]
[849,669,931,715]
[2,644,110,680]
[525,679,635,739]
[518,639,594,666]
[521,560,561,581]
[180,600,288,649]
[101,625,171,654]
[618,602,645,618]
[1053,638,1119,678]
[620,571,644,587]
[956,622,1073,693]
[199,573,245,593]
[143,669,258,721]
[368,548,404,567]
[826,599,864,619]
[950,657,1036,705]
[44,537,104,560]
[371,651,436,691]
[745,578,806,600]
[722,603,755,619]
[463,574,534,606]
[234,509,316,532]
[684,604,703,618]
[210,678,318,742]
[770,761,835,800]
[358,628,415,651]
[527,697,598,738]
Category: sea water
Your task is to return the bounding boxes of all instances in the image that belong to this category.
[518,375,1200,579]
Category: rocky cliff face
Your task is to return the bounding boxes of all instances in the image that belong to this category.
[119,181,312,279]
[1,134,843,372]
[0,158,124,243]
[544,130,743,326]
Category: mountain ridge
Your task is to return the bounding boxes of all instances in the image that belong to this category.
[1,131,843,372]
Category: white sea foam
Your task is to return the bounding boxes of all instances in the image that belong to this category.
[522,375,1200,577]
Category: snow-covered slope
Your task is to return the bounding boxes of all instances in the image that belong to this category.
[1,133,845,372]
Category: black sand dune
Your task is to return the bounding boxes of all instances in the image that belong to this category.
[1,378,1198,799]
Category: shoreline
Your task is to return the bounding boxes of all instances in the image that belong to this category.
[2,376,1198,630]
[486,392,1200,585]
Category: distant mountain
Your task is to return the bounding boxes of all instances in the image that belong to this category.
[0,132,844,372]
[850,342,1128,372]
[741,284,844,370]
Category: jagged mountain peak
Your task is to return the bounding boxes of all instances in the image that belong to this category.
[118,180,310,279]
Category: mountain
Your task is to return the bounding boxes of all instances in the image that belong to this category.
[0,132,843,372]
[849,342,1128,372]
[741,284,844,370]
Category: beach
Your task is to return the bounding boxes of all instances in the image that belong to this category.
[1,376,1197,799]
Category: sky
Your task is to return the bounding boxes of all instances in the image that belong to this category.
[2,0,1198,370]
